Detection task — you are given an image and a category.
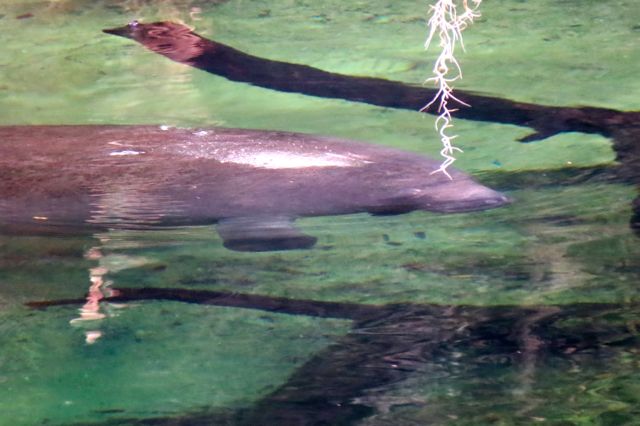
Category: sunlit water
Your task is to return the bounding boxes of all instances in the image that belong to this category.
[0,0,639,425]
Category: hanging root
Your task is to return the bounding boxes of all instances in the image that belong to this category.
[423,0,481,178]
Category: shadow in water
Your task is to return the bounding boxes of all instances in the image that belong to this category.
[28,287,640,425]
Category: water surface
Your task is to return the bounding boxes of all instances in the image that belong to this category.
[0,0,638,425]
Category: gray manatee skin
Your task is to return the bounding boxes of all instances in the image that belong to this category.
[0,125,509,251]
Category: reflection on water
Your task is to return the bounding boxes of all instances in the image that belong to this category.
[69,241,139,345]
[28,283,640,425]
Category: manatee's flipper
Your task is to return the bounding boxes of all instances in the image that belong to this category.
[366,191,420,216]
[216,217,317,252]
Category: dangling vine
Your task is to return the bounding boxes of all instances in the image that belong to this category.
[423,0,482,178]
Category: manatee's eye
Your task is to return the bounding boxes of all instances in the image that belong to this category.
[128,20,139,28]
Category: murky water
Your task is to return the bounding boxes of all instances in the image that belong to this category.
[0,0,638,425]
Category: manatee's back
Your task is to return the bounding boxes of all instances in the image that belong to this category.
[0,125,193,232]
[0,125,482,235]
[0,126,99,232]
[0,125,424,233]
[157,127,433,218]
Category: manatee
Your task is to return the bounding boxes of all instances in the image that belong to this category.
[0,125,509,251]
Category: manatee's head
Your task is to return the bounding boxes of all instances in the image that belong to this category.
[103,21,203,64]
[367,170,509,216]
[414,174,511,213]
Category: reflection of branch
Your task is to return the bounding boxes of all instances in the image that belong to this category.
[27,286,633,337]
[512,307,561,416]
[32,288,639,425]
[27,287,381,321]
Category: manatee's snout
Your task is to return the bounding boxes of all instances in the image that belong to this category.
[419,179,511,213]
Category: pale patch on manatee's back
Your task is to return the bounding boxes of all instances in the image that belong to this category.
[214,151,372,169]
[164,129,375,169]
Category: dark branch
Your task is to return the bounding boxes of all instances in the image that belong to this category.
[26,287,381,321]
[103,21,640,148]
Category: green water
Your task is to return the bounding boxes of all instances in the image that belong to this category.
[0,0,639,425]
